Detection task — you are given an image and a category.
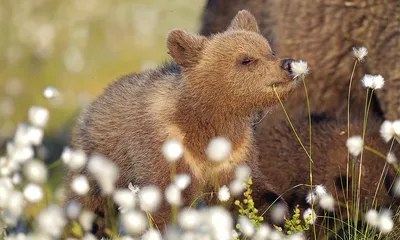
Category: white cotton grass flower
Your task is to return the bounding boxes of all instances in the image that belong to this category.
[7,143,34,164]
[386,152,397,164]
[218,185,230,202]
[378,210,394,234]
[120,210,148,236]
[288,232,306,240]
[393,120,400,136]
[142,229,162,240]
[71,175,90,196]
[393,177,400,197]
[28,106,49,128]
[162,139,183,163]
[87,154,119,195]
[229,179,246,196]
[79,210,95,232]
[303,208,317,225]
[371,75,384,90]
[62,148,87,170]
[113,188,136,213]
[43,85,60,100]
[253,224,271,240]
[23,183,44,203]
[206,206,233,239]
[269,230,284,240]
[270,203,287,224]
[82,233,97,240]
[234,164,251,182]
[23,159,48,184]
[361,74,374,88]
[0,179,13,208]
[7,190,25,216]
[65,200,81,220]
[352,46,368,62]
[238,216,255,237]
[232,230,240,239]
[206,136,232,162]
[319,194,335,212]
[174,174,191,190]
[365,209,379,227]
[380,121,395,142]
[346,136,364,157]
[139,185,161,212]
[178,208,201,230]
[306,191,318,205]
[290,60,309,79]
[36,205,67,238]
[165,183,182,206]
[314,185,327,197]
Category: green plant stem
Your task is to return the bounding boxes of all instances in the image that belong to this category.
[301,75,316,240]
[272,85,312,163]
[346,60,357,237]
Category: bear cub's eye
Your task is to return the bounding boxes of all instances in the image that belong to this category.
[241,57,254,65]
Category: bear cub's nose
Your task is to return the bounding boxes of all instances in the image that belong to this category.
[280,58,295,75]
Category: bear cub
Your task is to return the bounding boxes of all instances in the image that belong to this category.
[66,10,299,233]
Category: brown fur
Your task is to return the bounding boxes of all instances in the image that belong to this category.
[200,0,400,121]
[66,10,299,235]
[256,114,399,223]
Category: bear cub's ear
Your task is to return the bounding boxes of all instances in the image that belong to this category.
[228,10,260,33]
[167,29,207,68]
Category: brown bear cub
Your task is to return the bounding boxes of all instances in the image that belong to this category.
[66,10,298,233]
[256,114,399,227]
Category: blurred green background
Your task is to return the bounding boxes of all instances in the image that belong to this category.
[0,0,206,148]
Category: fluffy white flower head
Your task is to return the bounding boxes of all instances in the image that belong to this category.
[386,152,397,164]
[392,120,400,136]
[28,106,49,128]
[378,210,393,234]
[291,60,309,79]
[120,210,148,236]
[380,121,395,143]
[139,185,161,212]
[63,148,87,170]
[253,224,271,240]
[36,205,67,238]
[87,154,119,195]
[352,46,368,62]
[319,194,335,212]
[206,136,232,162]
[113,189,136,212]
[306,191,318,205]
[238,216,255,237]
[303,208,317,225]
[162,139,183,163]
[178,208,201,230]
[315,185,327,197]
[346,136,363,157]
[371,75,384,89]
[23,160,48,184]
[218,185,230,202]
[229,179,245,196]
[174,174,191,190]
[365,209,379,227]
[361,74,374,88]
[23,183,43,203]
[234,164,251,182]
[71,175,90,196]
[43,86,60,100]
[165,183,182,206]
[142,229,162,240]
